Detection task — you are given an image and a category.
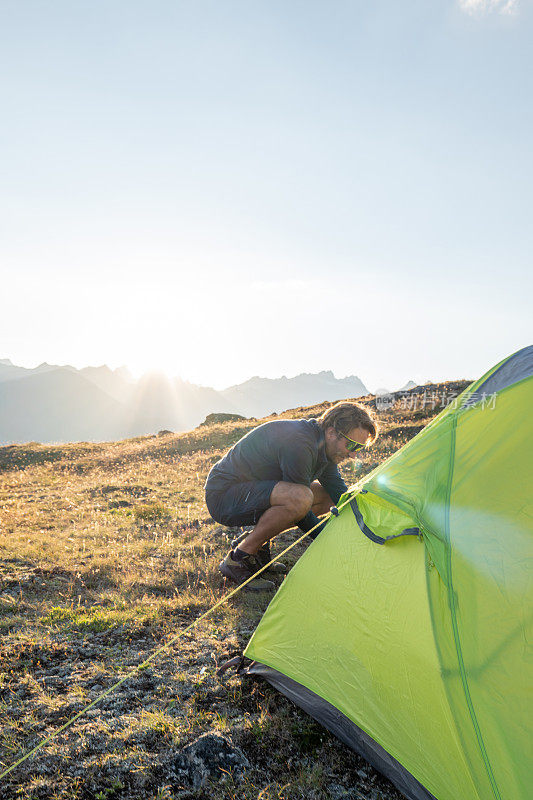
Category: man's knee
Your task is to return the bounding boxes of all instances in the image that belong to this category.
[272,483,313,520]
[288,487,313,520]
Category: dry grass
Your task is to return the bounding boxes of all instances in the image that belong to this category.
[0,382,469,800]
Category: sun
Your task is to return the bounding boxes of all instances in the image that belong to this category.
[124,357,178,381]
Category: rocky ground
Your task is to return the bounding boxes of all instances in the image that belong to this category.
[0,383,469,799]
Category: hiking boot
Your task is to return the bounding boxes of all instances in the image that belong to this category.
[230,534,287,575]
[219,550,275,592]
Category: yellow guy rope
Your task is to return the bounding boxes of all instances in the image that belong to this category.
[0,493,356,783]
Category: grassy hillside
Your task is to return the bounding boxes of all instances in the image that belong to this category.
[0,382,469,800]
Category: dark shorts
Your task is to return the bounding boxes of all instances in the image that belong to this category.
[205,477,277,527]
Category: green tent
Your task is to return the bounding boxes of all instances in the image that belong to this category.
[241,347,533,800]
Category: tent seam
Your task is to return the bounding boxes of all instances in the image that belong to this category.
[444,414,502,800]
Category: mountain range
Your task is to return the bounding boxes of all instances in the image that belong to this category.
[0,359,370,444]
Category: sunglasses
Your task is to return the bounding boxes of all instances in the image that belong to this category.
[336,430,366,452]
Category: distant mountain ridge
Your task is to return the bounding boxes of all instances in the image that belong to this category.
[220,370,368,418]
[0,360,369,445]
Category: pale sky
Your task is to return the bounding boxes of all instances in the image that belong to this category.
[1,0,531,392]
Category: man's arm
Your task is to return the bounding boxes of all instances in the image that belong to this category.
[278,440,326,539]
[318,462,348,506]
[297,464,347,540]
[278,440,315,486]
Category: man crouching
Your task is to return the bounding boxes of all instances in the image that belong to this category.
[205,402,378,591]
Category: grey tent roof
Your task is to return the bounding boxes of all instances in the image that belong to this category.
[462,345,533,408]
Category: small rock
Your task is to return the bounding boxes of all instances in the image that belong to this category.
[327,784,348,800]
[170,731,249,788]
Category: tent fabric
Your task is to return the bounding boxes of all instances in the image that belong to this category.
[243,347,533,800]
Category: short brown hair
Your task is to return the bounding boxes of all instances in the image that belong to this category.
[317,401,378,442]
